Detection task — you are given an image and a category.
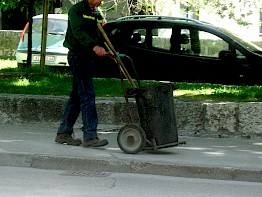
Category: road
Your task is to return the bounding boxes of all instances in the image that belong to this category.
[0,166,261,197]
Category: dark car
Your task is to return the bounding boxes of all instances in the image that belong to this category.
[96,15,262,85]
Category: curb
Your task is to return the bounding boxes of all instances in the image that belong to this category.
[1,152,261,183]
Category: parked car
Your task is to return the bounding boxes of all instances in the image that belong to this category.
[97,15,262,85]
[16,14,262,85]
[15,14,69,67]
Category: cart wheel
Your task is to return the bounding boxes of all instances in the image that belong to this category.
[117,124,147,154]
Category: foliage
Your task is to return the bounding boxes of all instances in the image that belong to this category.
[0,0,42,12]
[187,0,262,26]
[1,0,260,26]
[0,0,19,10]
[101,0,262,26]
[1,0,261,26]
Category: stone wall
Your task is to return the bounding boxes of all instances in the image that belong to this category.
[0,94,261,139]
[174,100,262,139]
[0,30,21,59]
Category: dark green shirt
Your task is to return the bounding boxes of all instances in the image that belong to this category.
[63,1,104,54]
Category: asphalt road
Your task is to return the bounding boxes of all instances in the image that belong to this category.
[1,166,262,197]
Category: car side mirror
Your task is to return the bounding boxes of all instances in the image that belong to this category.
[219,50,232,60]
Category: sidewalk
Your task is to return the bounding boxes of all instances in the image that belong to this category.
[0,123,261,183]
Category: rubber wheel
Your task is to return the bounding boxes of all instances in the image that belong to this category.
[17,63,26,69]
[117,124,147,154]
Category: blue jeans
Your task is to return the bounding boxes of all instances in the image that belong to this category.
[57,51,98,140]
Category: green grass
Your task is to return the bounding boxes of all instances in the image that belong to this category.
[0,59,261,102]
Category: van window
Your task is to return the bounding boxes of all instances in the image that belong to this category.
[48,19,67,34]
[32,18,67,34]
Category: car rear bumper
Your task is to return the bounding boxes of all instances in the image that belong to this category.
[15,51,69,66]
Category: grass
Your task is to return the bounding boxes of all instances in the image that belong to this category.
[0,59,261,102]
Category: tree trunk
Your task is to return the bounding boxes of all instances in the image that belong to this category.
[26,0,34,67]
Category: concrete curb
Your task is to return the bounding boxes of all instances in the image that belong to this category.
[1,152,261,183]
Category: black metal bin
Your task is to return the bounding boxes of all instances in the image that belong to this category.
[117,83,184,154]
[135,83,178,146]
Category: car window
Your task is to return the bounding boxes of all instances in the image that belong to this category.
[32,19,43,33]
[32,18,67,35]
[236,49,245,59]
[111,24,231,60]
[168,28,229,57]
[198,31,229,57]
[48,19,67,34]
[170,28,195,55]
[152,28,172,50]
[127,27,173,51]
[129,29,146,47]
[109,28,131,47]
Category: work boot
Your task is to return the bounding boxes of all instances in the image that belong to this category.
[82,137,108,148]
[55,133,82,146]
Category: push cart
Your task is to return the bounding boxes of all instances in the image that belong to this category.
[97,24,186,154]
[117,59,186,154]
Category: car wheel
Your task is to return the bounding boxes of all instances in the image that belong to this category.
[17,63,27,69]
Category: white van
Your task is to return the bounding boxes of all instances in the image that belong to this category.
[15,14,69,67]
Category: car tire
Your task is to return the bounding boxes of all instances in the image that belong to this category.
[17,63,28,69]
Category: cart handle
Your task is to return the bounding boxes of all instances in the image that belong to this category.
[97,23,137,89]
